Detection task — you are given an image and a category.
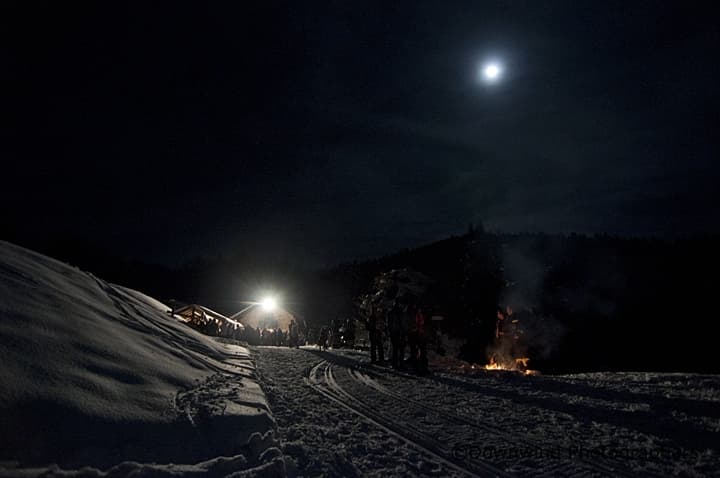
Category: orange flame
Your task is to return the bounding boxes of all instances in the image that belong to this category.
[484,355,538,375]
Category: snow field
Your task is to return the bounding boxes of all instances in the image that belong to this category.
[256,346,719,477]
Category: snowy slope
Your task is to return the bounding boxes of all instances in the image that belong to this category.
[0,241,284,476]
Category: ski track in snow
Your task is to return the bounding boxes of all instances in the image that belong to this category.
[253,346,720,478]
[253,346,460,477]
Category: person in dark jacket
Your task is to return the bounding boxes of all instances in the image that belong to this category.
[368,304,385,364]
[388,298,407,369]
[406,304,418,369]
[318,326,329,351]
[415,306,428,374]
[289,319,299,348]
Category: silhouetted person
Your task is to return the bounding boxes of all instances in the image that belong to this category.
[491,306,519,366]
[318,326,329,351]
[495,308,506,340]
[345,317,355,344]
[415,307,428,374]
[388,298,406,369]
[406,303,418,368]
[368,304,385,364]
[289,319,299,348]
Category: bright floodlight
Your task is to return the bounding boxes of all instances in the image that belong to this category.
[260,297,277,312]
[481,62,502,83]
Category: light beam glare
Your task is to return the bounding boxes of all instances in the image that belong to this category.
[260,297,277,312]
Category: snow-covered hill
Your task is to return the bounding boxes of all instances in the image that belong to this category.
[0,241,284,476]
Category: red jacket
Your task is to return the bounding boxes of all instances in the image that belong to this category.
[415,310,426,336]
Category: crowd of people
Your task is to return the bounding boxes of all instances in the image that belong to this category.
[192,300,429,373]
[365,296,428,374]
[196,317,305,348]
[242,319,302,347]
[316,317,355,351]
[199,318,244,339]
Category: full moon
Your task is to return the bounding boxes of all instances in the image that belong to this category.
[480,62,503,83]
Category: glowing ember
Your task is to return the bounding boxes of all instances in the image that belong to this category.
[484,356,503,370]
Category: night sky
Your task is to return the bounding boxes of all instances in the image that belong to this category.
[4,1,719,267]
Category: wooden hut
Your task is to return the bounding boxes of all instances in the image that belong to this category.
[172,304,244,338]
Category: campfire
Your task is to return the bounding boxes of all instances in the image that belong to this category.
[484,355,539,376]
[483,306,540,375]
